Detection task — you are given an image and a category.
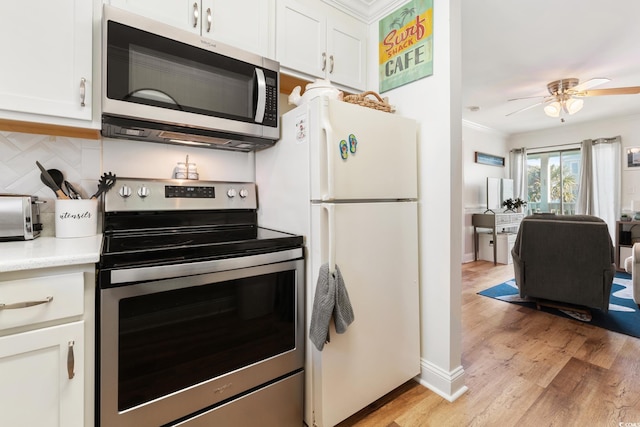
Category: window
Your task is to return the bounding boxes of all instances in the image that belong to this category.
[526,149,581,215]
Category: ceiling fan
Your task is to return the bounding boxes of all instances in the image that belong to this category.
[506,78,640,118]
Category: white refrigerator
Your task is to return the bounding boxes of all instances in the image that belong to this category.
[256,96,420,427]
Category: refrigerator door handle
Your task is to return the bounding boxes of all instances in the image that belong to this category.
[321,203,336,273]
[322,121,335,201]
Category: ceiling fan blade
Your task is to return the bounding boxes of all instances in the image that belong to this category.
[571,78,610,92]
[577,87,640,96]
[508,95,547,102]
[505,100,546,116]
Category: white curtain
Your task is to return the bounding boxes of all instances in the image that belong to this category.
[576,136,621,239]
[509,147,527,200]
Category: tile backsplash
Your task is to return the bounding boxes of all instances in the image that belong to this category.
[2,130,256,237]
[0,131,101,236]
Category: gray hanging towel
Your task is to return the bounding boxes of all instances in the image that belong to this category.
[309,263,355,351]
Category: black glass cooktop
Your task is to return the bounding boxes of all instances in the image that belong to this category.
[100,210,303,269]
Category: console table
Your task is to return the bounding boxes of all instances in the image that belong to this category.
[472,213,524,264]
[615,220,640,270]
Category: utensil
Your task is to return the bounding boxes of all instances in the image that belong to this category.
[36,161,69,199]
[43,168,71,198]
[90,172,117,199]
[64,181,83,199]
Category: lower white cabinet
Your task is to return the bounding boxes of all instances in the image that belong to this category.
[0,267,94,427]
[0,321,85,427]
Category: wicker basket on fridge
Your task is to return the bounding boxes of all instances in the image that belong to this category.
[343,91,394,113]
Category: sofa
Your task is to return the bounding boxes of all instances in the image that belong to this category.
[511,214,616,312]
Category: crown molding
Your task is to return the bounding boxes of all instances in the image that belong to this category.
[462,119,507,137]
[322,0,411,24]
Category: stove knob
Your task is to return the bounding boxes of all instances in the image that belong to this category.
[137,186,150,198]
[119,185,132,198]
[239,188,249,198]
[227,188,237,198]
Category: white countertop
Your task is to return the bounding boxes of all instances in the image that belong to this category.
[0,234,102,272]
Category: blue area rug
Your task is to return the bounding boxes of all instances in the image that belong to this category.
[478,272,640,339]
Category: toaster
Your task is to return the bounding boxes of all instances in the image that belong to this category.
[0,195,44,241]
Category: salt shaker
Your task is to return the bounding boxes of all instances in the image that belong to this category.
[174,162,187,179]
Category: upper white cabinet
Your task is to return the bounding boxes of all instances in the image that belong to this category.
[108,0,273,57]
[0,0,92,122]
[276,0,367,91]
[206,0,272,57]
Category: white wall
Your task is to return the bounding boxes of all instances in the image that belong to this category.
[101,139,255,182]
[508,112,640,213]
[368,0,466,401]
[462,121,509,261]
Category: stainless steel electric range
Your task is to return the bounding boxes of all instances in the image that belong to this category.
[96,178,304,427]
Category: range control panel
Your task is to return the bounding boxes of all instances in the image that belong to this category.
[104,178,256,212]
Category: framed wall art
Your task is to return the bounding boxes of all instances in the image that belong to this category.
[378,0,433,93]
[625,146,640,169]
[475,151,505,167]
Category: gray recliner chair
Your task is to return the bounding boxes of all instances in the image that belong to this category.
[511,214,616,313]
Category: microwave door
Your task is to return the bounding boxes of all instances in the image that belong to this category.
[254,68,266,123]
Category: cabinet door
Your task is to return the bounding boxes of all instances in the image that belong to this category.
[276,0,326,79]
[109,0,200,34]
[204,0,271,57]
[326,18,367,91]
[0,321,84,427]
[0,0,91,121]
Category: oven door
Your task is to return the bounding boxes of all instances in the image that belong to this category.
[98,249,304,427]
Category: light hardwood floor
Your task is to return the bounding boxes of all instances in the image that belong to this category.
[337,261,640,427]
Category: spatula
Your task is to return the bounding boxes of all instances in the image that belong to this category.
[36,161,69,199]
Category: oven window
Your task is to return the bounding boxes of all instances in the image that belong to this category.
[117,270,296,411]
[106,21,257,123]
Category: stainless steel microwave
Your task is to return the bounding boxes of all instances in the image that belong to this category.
[101,5,280,151]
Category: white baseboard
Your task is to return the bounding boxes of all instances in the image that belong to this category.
[462,252,475,263]
[415,358,468,402]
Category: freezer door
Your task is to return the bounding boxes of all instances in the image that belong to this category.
[309,97,418,202]
[309,201,420,427]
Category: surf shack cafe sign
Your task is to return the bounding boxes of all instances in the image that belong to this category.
[379,0,433,93]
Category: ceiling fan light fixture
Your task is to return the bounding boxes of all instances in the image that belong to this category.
[544,101,562,117]
[565,97,584,115]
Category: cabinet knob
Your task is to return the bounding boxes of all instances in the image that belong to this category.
[192,2,199,28]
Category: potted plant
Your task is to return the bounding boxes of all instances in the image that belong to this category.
[502,197,527,213]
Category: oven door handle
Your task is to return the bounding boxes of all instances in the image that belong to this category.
[108,248,303,285]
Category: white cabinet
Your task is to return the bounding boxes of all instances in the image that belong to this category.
[276,0,367,91]
[108,0,272,57]
[0,322,84,427]
[205,0,272,58]
[0,0,92,122]
[109,0,200,34]
[0,270,92,427]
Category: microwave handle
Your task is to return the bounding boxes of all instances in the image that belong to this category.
[254,68,266,123]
